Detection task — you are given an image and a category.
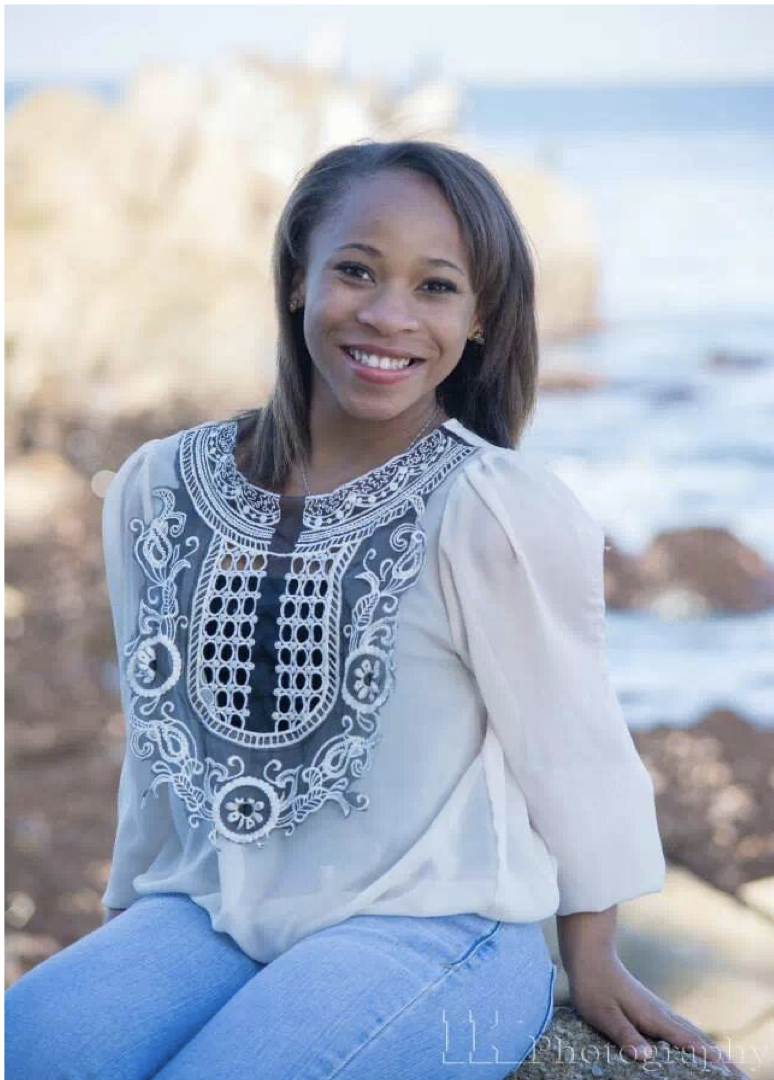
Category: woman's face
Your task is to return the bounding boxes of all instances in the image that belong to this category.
[293,168,481,424]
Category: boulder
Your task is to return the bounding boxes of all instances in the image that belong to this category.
[521,1008,739,1080]
[633,709,774,894]
[603,528,774,615]
[637,527,774,615]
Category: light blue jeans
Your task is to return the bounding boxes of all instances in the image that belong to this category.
[5,892,557,1080]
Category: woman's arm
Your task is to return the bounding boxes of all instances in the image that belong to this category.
[100,437,183,912]
[436,454,745,1075]
[557,905,617,977]
[557,907,748,1079]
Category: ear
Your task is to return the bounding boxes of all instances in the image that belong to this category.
[467,309,483,336]
[290,264,306,301]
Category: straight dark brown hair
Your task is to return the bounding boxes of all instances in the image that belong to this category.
[232,139,539,490]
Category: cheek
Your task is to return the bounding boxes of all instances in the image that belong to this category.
[305,290,352,343]
[310,279,353,319]
[434,311,472,353]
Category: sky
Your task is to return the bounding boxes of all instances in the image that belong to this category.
[5,4,774,85]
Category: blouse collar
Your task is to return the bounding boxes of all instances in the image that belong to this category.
[179,417,468,544]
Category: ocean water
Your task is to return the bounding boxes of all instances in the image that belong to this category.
[7,78,773,727]
[460,82,774,728]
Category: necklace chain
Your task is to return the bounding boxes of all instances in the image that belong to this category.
[298,403,442,498]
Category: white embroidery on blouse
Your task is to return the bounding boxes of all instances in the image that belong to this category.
[180,419,281,543]
[122,420,477,849]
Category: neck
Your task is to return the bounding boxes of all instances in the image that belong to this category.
[295,394,448,495]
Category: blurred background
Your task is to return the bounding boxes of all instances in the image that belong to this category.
[5,4,774,1061]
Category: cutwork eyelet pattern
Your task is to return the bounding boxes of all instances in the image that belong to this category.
[121,419,478,850]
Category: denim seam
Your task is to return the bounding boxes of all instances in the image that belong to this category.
[324,964,462,1079]
[442,918,503,970]
[325,921,504,1080]
[509,962,557,1072]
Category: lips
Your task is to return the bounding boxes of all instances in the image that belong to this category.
[342,346,424,369]
[340,347,424,383]
[342,344,424,363]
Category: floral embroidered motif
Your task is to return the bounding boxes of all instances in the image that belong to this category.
[352,657,382,704]
[123,489,248,840]
[121,420,477,849]
[216,777,281,844]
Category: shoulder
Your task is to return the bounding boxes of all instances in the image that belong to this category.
[104,419,219,518]
[439,433,606,611]
[443,433,602,555]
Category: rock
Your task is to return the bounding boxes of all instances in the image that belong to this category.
[638,527,774,615]
[707,350,771,372]
[602,537,644,609]
[738,876,774,924]
[5,931,60,988]
[633,710,774,894]
[5,891,36,929]
[644,382,699,406]
[611,863,774,1080]
[5,930,60,957]
[541,862,774,1079]
[384,74,461,139]
[5,88,117,232]
[521,1008,740,1080]
[603,528,774,614]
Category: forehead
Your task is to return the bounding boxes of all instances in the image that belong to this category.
[314,168,468,260]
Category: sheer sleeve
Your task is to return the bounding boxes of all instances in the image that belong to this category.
[438,448,666,915]
[100,438,179,911]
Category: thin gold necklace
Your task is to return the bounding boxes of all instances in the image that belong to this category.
[298,404,443,497]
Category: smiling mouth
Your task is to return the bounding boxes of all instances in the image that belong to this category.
[342,346,424,371]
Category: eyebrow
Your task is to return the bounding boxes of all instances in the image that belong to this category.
[334,242,466,276]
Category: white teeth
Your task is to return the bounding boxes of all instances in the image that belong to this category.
[347,348,412,371]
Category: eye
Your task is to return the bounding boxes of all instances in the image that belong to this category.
[422,279,458,294]
[335,263,458,295]
[335,261,373,281]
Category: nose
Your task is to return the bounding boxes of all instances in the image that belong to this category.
[354,284,421,336]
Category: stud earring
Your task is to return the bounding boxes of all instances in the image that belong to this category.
[468,328,485,345]
[288,296,303,313]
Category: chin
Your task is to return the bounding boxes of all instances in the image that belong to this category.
[345,390,430,419]
[339,401,405,424]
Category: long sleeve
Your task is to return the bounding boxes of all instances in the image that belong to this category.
[100,438,179,910]
[437,448,666,916]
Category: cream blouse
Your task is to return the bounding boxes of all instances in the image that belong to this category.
[100,415,665,962]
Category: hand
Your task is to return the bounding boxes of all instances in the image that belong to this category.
[567,951,749,1080]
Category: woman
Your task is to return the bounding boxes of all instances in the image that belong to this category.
[6,140,744,1080]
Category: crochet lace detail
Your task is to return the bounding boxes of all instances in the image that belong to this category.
[121,419,476,848]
